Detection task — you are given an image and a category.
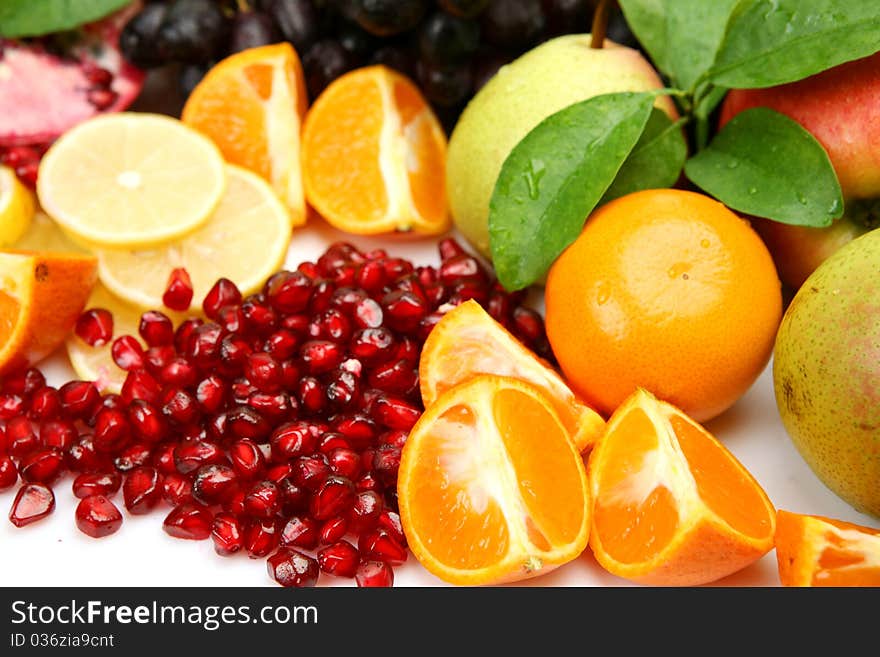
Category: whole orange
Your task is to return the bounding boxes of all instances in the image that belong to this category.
[545,189,782,422]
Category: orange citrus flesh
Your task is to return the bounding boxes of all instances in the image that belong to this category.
[301,65,449,236]
[182,43,307,225]
[775,510,880,587]
[419,300,604,452]
[0,250,97,375]
[398,375,590,585]
[588,388,776,586]
[545,189,782,423]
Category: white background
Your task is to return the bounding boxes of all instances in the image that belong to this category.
[1,220,878,588]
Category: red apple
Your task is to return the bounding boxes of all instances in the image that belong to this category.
[719,51,880,289]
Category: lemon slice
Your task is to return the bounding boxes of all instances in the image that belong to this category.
[12,207,89,254]
[96,164,293,313]
[0,165,35,247]
[66,283,145,394]
[37,112,226,248]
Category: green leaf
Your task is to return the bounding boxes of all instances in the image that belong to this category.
[619,0,739,91]
[600,109,687,205]
[0,0,132,38]
[709,0,880,89]
[488,92,655,291]
[684,107,843,227]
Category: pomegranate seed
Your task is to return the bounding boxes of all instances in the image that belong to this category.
[245,352,282,393]
[0,456,19,491]
[160,357,198,388]
[59,381,101,419]
[318,540,359,577]
[161,473,193,506]
[87,87,118,110]
[192,464,239,505]
[186,322,223,368]
[120,369,162,405]
[318,432,351,454]
[310,475,355,520]
[248,391,294,420]
[281,313,310,335]
[325,370,359,407]
[310,308,352,343]
[72,472,121,499]
[355,260,386,292]
[265,271,312,313]
[195,375,226,413]
[163,267,194,311]
[353,298,383,329]
[347,490,383,534]
[127,400,167,444]
[123,466,162,514]
[487,292,512,323]
[278,477,308,515]
[300,340,344,375]
[0,145,40,169]
[359,527,408,565]
[174,317,203,352]
[203,278,242,318]
[163,503,213,540]
[226,404,271,439]
[243,480,281,519]
[143,345,175,376]
[377,510,406,546]
[212,512,244,556]
[3,367,45,395]
[263,330,299,360]
[297,376,325,414]
[113,442,152,472]
[8,483,55,527]
[229,439,265,480]
[292,455,331,492]
[439,254,487,286]
[328,447,362,480]
[267,548,319,587]
[75,495,123,538]
[356,560,394,587]
[319,516,348,544]
[370,393,421,430]
[332,414,377,450]
[19,448,65,484]
[111,336,145,371]
[369,359,418,395]
[240,299,277,336]
[395,336,420,366]
[174,440,225,474]
[30,386,61,421]
[161,388,200,425]
[438,237,466,261]
[65,435,110,474]
[93,407,130,453]
[280,515,320,549]
[7,417,38,457]
[244,518,280,558]
[372,444,402,487]
[379,429,408,449]
[266,462,294,483]
[216,304,244,333]
[75,308,114,346]
[0,393,27,419]
[270,422,318,461]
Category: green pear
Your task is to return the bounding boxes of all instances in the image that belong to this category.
[773,228,880,517]
[446,34,677,259]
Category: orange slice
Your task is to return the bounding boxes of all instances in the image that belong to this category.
[398,375,590,585]
[419,300,604,453]
[301,65,449,235]
[182,43,308,226]
[0,250,97,375]
[588,388,776,586]
[775,510,880,587]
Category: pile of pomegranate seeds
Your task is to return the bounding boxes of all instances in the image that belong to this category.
[0,239,552,587]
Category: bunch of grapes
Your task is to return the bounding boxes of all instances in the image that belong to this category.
[120,0,639,130]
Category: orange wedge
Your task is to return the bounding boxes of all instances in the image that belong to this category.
[419,300,604,453]
[182,43,307,226]
[0,250,97,375]
[398,375,590,585]
[588,388,776,586]
[301,65,449,235]
[775,510,880,586]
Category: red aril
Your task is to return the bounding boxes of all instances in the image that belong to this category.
[75,495,123,538]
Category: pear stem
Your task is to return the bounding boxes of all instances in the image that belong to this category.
[590,0,612,49]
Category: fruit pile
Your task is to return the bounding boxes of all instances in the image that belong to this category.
[118,0,632,130]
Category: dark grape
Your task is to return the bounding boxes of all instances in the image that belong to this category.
[542,0,592,36]
[157,0,229,63]
[417,60,472,107]
[303,39,353,99]
[268,0,322,53]
[353,0,428,37]
[179,62,211,97]
[481,0,545,52]
[438,0,490,19]
[337,20,379,65]
[471,47,509,92]
[418,11,480,66]
[230,11,281,54]
[369,45,417,79]
[119,3,168,69]
[607,7,641,49]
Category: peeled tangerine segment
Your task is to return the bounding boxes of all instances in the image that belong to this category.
[399,375,590,585]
